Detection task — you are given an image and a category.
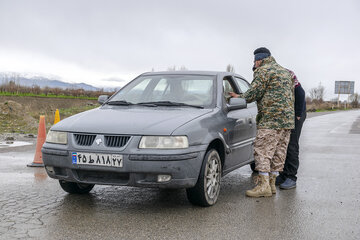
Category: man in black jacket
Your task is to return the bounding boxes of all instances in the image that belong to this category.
[276,70,306,189]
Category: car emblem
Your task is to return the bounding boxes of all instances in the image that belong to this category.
[95,138,102,145]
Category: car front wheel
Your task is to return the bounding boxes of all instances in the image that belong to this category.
[59,180,94,194]
[186,149,222,207]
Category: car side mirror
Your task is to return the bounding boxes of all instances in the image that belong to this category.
[98,95,109,104]
[228,97,247,111]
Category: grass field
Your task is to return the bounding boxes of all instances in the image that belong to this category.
[0,96,98,134]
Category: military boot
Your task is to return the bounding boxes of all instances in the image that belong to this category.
[269,174,277,194]
[246,175,272,198]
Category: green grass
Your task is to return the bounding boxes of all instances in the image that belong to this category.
[315,108,338,112]
[0,91,97,100]
[315,108,352,112]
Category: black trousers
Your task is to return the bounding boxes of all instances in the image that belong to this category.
[280,113,306,181]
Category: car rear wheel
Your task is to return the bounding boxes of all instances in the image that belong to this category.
[59,180,94,194]
[186,149,221,207]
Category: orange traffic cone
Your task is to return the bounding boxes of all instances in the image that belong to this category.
[27,115,46,167]
[54,109,60,124]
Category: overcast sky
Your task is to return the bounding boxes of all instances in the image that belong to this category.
[0,0,359,99]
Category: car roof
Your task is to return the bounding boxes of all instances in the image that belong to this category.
[140,71,246,79]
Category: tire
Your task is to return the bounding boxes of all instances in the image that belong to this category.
[186,149,222,207]
[250,162,258,173]
[59,180,94,194]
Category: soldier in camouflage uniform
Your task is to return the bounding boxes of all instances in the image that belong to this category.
[230,47,294,197]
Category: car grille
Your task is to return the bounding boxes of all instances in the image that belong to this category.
[105,135,130,148]
[74,134,96,146]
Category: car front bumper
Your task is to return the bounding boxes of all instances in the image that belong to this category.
[42,144,207,189]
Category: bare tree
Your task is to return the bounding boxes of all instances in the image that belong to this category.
[167,65,187,71]
[330,98,338,103]
[309,82,325,104]
[32,85,41,95]
[350,93,359,108]
[167,65,176,71]
[226,64,235,73]
[305,96,312,104]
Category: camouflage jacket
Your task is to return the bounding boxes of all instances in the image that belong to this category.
[239,56,294,129]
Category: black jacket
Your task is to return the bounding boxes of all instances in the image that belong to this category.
[295,84,306,117]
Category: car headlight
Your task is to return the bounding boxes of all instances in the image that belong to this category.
[46,130,68,144]
[139,136,189,149]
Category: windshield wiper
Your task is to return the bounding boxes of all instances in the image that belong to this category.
[107,100,204,108]
[138,101,204,109]
[106,100,133,105]
[106,100,157,107]
[135,102,158,107]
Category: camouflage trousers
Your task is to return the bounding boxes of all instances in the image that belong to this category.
[254,129,291,172]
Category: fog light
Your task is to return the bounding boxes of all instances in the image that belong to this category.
[45,166,54,174]
[157,174,171,182]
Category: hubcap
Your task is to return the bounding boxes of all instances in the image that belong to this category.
[205,157,220,199]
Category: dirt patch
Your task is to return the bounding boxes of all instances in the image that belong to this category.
[0,96,98,133]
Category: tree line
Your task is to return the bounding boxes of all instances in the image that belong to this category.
[0,80,114,98]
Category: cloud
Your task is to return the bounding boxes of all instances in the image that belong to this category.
[0,0,359,99]
[101,78,127,83]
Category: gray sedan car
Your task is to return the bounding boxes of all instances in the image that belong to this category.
[42,71,257,206]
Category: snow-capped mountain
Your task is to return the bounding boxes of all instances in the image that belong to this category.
[0,72,100,91]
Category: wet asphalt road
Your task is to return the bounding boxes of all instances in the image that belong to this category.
[1,110,360,240]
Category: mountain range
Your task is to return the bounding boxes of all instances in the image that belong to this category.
[0,73,103,91]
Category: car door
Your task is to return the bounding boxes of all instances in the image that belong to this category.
[233,76,257,139]
[222,76,253,170]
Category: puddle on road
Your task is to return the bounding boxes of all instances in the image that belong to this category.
[0,141,33,148]
[34,168,48,182]
[350,117,360,134]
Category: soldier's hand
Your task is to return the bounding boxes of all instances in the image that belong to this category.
[229,92,240,98]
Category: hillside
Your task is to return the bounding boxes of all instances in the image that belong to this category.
[0,95,98,134]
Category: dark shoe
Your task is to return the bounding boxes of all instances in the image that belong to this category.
[275,175,286,186]
[279,178,296,190]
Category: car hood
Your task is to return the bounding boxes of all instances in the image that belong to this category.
[51,106,213,135]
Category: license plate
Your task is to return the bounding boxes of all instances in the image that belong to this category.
[72,152,123,167]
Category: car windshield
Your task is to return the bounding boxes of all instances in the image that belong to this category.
[109,75,215,107]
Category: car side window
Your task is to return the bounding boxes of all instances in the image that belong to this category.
[223,77,236,103]
[234,77,250,93]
